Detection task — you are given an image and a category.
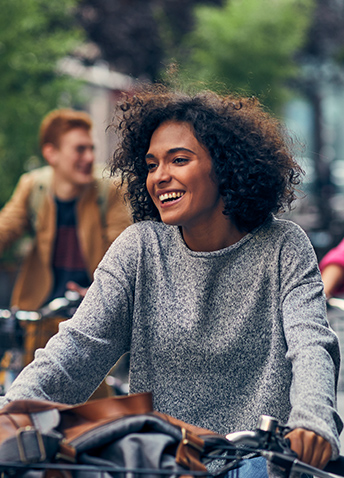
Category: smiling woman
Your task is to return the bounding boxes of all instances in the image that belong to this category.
[111,86,303,233]
[1,84,342,478]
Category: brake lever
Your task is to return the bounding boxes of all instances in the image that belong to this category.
[278,436,298,458]
[265,424,297,458]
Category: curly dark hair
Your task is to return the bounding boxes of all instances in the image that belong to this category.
[110,84,304,232]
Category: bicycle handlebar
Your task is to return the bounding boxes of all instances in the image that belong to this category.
[260,450,340,478]
[225,415,344,478]
[0,291,82,322]
[327,297,344,311]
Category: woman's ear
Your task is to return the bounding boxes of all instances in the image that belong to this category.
[41,143,58,166]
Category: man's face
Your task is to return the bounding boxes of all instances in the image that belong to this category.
[49,128,95,186]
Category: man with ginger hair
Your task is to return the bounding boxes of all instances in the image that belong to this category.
[0,108,132,367]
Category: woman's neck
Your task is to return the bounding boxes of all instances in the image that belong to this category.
[180,220,247,252]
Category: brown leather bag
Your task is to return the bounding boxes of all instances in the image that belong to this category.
[0,392,229,478]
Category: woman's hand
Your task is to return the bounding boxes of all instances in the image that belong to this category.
[285,428,332,469]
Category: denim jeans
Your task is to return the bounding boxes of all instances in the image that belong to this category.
[225,457,268,478]
[225,456,312,478]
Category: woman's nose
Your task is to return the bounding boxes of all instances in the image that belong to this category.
[155,164,171,183]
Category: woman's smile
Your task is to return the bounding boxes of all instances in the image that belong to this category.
[159,191,184,204]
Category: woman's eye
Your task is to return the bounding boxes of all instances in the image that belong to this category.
[174,157,188,164]
[146,163,157,171]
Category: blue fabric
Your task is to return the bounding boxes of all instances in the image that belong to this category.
[225,456,313,478]
[226,457,268,478]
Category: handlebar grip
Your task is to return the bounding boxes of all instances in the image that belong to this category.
[324,456,344,477]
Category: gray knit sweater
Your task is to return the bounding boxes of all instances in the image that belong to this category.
[2,216,342,457]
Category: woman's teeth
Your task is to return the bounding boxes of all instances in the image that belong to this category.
[159,192,184,203]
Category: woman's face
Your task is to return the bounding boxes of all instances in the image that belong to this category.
[145,121,224,233]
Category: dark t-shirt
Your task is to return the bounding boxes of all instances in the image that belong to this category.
[47,198,91,302]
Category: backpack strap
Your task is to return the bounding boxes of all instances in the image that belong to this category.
[94,174,112,230]
[28,166,54,232]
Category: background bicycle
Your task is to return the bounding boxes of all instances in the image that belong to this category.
[325,298,344,451]
[0,290,82,394]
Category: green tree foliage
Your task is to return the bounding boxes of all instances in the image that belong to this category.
[76,0,224,81]
[0,0,84,208]
[177,0,314,111]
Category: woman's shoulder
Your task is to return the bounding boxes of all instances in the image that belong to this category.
[121,220,175,238]
[261,215,310,241]
[254,216,314,259]
[108,221,178,252]
[265,217,318,266]
[99,221,179,273]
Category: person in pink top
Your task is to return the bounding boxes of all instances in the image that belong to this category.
[320,238,344,298]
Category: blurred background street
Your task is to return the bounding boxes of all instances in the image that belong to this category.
[1,0,344,289]
[328,303,344,449]
[339,394,344,449]
[1,0,344,447]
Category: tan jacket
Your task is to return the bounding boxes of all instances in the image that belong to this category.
[0,167,132,310]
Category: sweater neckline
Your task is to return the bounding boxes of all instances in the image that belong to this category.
[173,217,272,257]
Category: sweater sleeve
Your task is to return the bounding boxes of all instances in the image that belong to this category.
[280,227,343,458]
[0,225,139,406]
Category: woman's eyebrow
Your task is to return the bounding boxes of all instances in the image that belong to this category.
[168,147,196,155]
[145,147,196,159]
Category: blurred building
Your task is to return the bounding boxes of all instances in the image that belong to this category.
[283,81,344,260]
[58,55,135,165]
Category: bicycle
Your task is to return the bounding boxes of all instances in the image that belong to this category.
[0,291,82,394]
[325,297,344,394]
[0,291,129,398]
[0,413,343,478]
